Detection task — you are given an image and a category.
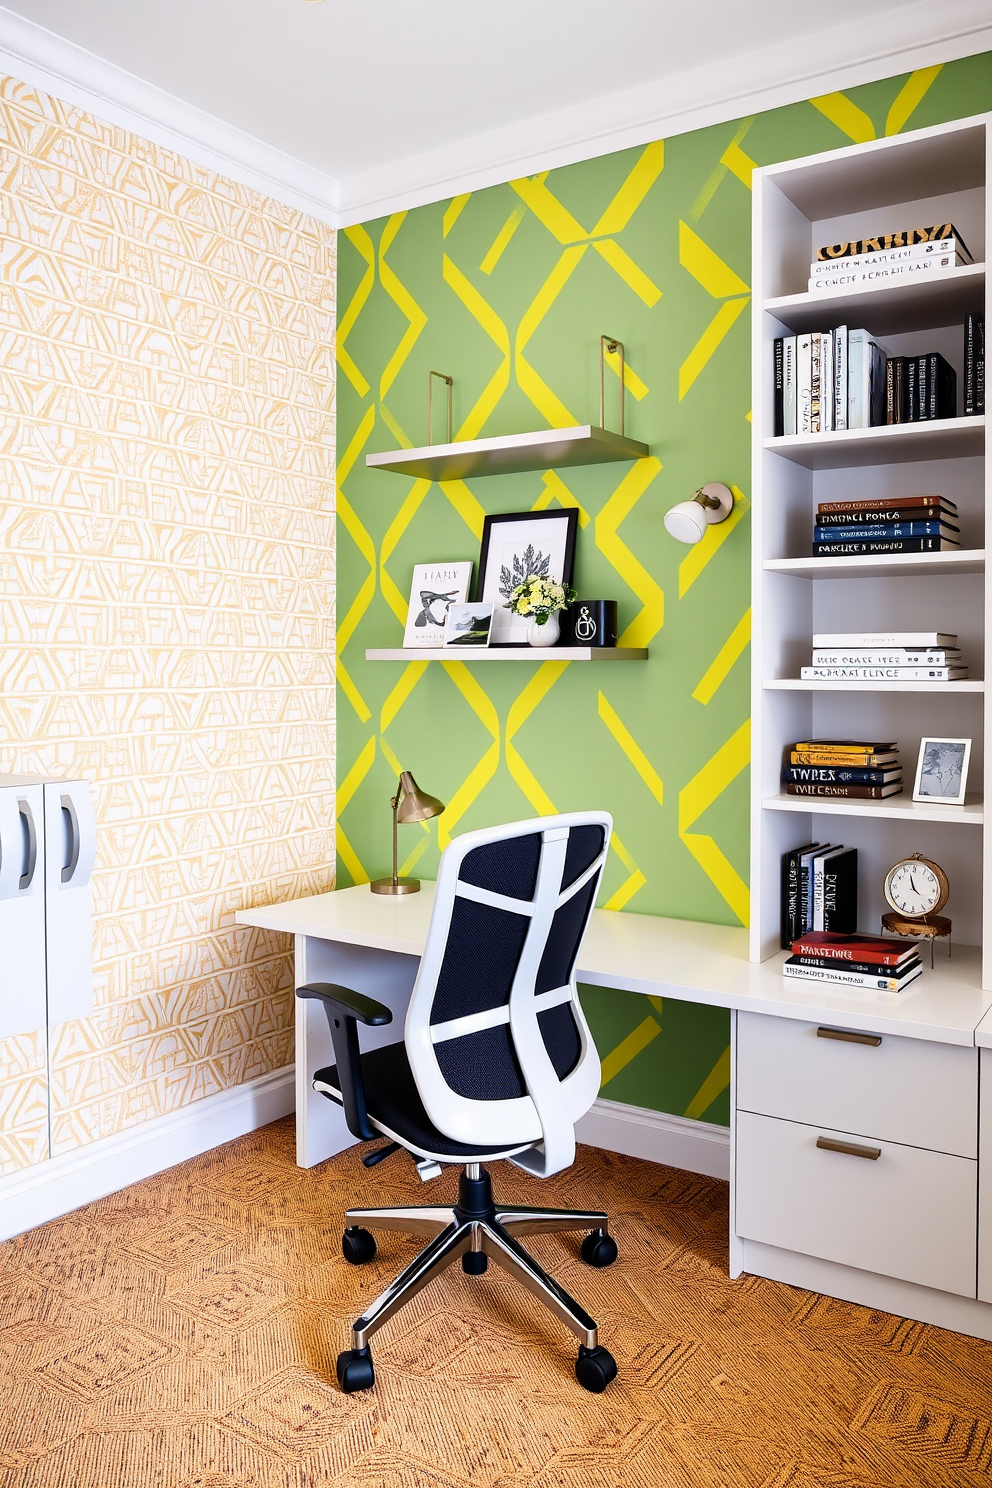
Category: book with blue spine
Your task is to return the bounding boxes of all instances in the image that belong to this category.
[813,520,959,542]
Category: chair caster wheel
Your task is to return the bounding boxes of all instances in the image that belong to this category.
[580,1229,618,1268]
[337,1346,375,1393]
[575,1344,618,1393]
[342,1226,377,1265]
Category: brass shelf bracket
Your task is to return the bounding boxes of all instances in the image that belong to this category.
[599,336,625,436]
[428,371,453,446]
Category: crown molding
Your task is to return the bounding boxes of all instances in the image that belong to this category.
[0,5,339,224]
[336,3,992,225]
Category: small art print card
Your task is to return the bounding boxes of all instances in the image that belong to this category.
[403,562,473,648]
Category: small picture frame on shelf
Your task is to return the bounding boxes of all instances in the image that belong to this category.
[402,562,474,648]
[476,509,578,645]
[913,737,972,805]
[443,603,494,648]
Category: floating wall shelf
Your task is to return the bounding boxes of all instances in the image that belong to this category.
[365,425,649,481]
[365,646,647,662]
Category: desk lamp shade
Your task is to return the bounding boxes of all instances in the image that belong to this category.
[371,771,445,894]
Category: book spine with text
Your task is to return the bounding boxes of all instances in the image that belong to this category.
[784,765,901,784]
[783,962,920,992]
[797,334,812,434]
[817,495,954,514]
[814,521,957,542]
[785,781,904,796]
[811,537,960,555]
[782,335,797,434]
[811,650,957,666]
[800,665,965,680]
[809,238,969,274]
[833,327,847,430]
[810,333,822,433]
[815,505,950,525]
[773,337,784,437]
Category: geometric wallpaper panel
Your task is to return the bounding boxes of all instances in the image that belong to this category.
[0,76,336,1173]
[336,53,992,1125]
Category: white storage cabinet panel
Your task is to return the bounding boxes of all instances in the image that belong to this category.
[737,1110,977,1297]
[0,781,47,1040]
[42,780,96,1027]
[737,1012,978,1157]
[980,1048,992,1303]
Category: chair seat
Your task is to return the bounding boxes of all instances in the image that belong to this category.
[313,1040,533,1163]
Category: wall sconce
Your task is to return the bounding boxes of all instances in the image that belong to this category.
[663,483,734,544]
[370,771,445,895]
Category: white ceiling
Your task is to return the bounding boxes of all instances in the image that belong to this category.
[0,0,990,224]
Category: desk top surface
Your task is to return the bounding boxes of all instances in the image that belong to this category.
[237,883,991,1047]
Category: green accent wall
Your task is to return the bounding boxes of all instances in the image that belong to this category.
[337,55,992,1130]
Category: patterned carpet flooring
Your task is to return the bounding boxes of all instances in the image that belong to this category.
[2,1117,992,1486]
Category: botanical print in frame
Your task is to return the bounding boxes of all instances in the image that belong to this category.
[475,509,578,645]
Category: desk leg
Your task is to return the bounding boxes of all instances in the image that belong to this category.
[728,1009,743,1279]
[294,933,420,1169]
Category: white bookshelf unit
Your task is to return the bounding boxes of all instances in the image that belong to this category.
[750,113,990,981]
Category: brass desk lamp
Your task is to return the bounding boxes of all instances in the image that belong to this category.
[370,771,445,895]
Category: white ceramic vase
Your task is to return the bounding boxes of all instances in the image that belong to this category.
[526,612,560,647]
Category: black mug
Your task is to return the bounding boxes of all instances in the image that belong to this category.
[570,600,618,647]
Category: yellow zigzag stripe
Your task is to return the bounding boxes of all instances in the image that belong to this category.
[378,736,404,778]
[439,479,486,540]
[338,225,374,398]
[679,486,750,597]
[481,204,525,274]
[505,662,569,815]
[443,255,510,440]
[380,478,432,625]
[596,459,664,647]
[379,402,412,450]
[603,342,649,401]
[689,119,755,225]
[533,471,590,528]
[437,662,500,846]
[600,1015,661,1086]
[516,246,586,427]
[335,405,377,724]
[603,830,646,912]
[592,140,665,235]
[598,692,663,805]
[443,193,470,237]
[679,719,750,925]
[381,662,429,734]
[335,736,376,885]
[810,92,875,143]
[379,213,428,399]
[685,1046,732,1120]
[679,221,749,298]
[693,608,751,705]
[592,239,662,307]
[886,66,942,136]
[679,299,749,400]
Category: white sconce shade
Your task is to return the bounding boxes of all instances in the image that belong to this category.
[663,483,734,544]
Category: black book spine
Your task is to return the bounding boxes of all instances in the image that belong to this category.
[906,357,917,422]
[893,358,906,423]
[812,536,956,554]
[916,355,928,421]
[965,314,976,416]
[792,954,917,977]
[976,316,985,415]
[885,359,895,424]
[773,337,784,437]
[780,848,792,949]
[822,848,858,935]
[799,859,813,935]
[927,353,957,419]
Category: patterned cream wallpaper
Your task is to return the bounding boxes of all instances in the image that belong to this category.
[0,77,336,1173]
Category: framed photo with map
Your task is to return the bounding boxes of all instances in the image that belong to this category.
[475,509,578,645]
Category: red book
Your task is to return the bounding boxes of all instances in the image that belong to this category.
[790,932,917,967]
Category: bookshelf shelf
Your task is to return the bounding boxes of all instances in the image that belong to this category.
[763,792,985,825]
[764,679,985,692]
[752,112,991,987]
[365,425,648,480]
[765,264,985,337]
[763,416,985,469]
[764,550,985,580]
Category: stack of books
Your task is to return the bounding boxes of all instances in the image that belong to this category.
[780,838,858,946]
[801,634,966,683]
[808,223,973,293]
[885,352,957,423]
[965,314,985,416]
[784,931,923,993]
[782,739,903,802]
[812,494,960,557]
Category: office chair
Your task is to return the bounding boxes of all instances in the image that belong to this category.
[297,812,620,1395]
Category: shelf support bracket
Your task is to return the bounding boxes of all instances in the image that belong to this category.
[599,336,625,436]
[428,371,453,445]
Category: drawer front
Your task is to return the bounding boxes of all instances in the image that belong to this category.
[737,1011,977,1157]
[736,1110,977,1297]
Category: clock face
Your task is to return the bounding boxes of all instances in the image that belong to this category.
[884,859,943,917]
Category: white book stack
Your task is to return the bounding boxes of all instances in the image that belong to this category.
[802,631,968,682]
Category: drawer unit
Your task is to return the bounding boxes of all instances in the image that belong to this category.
[736,1110,977,1297]
[737,1012,977,1158]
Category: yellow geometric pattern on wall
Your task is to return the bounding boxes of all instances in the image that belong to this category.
[336,58,978,1123]
[0,76,336,1174]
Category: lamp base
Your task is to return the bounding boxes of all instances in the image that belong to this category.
[370,877,421,895]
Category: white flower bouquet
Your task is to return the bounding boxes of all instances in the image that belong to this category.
[506,576,576,627]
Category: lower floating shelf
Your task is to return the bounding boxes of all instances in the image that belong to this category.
[763,792,985,825]
[365,647,648,662]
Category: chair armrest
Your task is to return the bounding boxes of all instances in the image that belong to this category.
[296,982,392,1026]
[295,982,392,1141]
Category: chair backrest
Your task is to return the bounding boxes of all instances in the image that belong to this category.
[405,812,612,1176]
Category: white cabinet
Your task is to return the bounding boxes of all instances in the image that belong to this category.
[42,779,97,1027]
[0,780,47,1041]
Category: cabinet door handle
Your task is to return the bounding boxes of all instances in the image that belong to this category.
[17,800,37,890]
[816,1026,881,1047]
[60,794,80,884]
[816,1135,881,1161]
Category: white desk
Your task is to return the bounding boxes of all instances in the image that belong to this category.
[237,884,992,1341]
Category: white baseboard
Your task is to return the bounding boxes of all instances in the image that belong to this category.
[575,1097,730,1181]
[0,1066,295,1243]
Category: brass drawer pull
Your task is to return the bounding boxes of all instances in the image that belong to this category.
[816,1135,881,1161]
[816,1027,882,1047]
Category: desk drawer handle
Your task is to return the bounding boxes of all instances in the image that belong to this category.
[817,1027,882,1047]
[816,1135,881,1161]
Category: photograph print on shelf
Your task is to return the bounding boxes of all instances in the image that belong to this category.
[402,562,474,648]
[913,737,972,805]
[443,602,494,648]
[476,509,578,644]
